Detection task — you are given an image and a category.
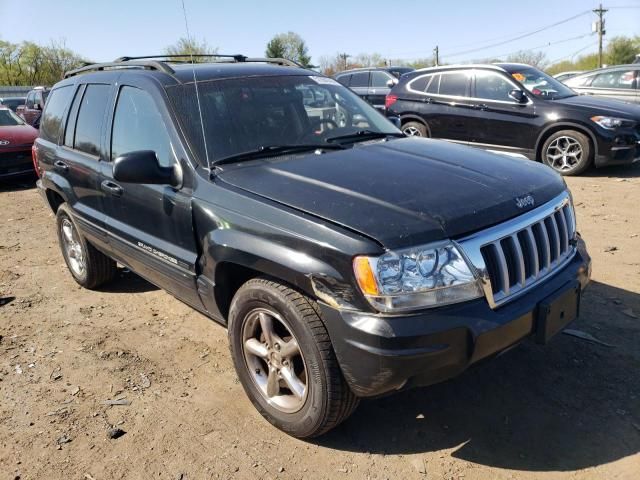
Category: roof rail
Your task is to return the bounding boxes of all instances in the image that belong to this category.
[115,54,303,68]
[64,60,176,79]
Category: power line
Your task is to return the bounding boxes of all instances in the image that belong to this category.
[548,42,599,64]
[442,10,592,59]
[488,33,595,60]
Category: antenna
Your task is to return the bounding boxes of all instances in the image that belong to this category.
[179,0,211,168]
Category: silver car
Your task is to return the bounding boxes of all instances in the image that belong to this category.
[564,65,639,104]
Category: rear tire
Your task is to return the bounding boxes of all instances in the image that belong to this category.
[402,121,428,137]
[56,204,117,289]
[541,130,592,176]
[228,277,358,438]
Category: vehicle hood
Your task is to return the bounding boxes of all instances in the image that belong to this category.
[218,138,566,249]
[555,94,640,118]
[0,124,38,148]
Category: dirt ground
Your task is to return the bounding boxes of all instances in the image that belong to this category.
[1,162,639,480]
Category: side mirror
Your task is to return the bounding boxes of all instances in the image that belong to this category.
[386,78,399,88]
[113,150,181,187]
[508,89,527,103]
[387,116,401,129]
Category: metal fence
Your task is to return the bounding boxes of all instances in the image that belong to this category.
[0,86,33,98]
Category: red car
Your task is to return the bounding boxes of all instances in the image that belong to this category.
[0,107,39,179]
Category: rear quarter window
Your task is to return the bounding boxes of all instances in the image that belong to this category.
[40,86,75,143]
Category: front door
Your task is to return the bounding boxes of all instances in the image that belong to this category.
[99,82,201,307]
[587,68,639,104]
[467,70,538,158]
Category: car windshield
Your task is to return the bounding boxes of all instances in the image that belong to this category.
[166,74,401,165]
[505,66,577,100]
[0,108,25,126]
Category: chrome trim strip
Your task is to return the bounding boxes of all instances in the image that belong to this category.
[458,191,576,309]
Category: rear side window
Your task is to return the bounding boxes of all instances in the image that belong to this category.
[335,74,350,86]
[350,72,369,88]
[438,72,469,96]
[111,86,174,167]
[73,84,110,157]
[370,71,392,88]
[40,86,74,143]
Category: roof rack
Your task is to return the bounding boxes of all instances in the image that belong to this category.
[63,54,304,79]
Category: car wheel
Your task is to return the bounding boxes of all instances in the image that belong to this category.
[541,130,592,176]
[228,277,359,438]
[56,204,117,289]
[402,121,428,137]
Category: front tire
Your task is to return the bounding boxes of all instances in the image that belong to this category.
[541,130,592,176]
[56,204,117,289]
[228,277,358,438]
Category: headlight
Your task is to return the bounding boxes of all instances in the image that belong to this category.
[353,242,483,312]
[590,116,635,130]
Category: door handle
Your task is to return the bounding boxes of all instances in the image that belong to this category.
[474,104,489,110]
[101,180,123,197]
[53,160,68,172]
[423,97,433,103]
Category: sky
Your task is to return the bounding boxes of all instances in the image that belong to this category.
[1,0,639,65]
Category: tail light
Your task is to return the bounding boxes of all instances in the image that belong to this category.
[31,143,40,177]
[385,94,398,109]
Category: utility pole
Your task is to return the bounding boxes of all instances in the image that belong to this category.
[593,3,608,68]
[433,45,439,66]
[339,53,350,71]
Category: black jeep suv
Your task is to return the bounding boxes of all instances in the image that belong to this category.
[386,63,640,175]
[35,55,591,438]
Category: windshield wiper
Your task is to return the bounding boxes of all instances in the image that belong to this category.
[211,144,346,167]
[325,130,405,144]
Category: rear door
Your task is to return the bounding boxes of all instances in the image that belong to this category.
[348,71,370,103]
[368,70,395,111]
[55,82,113,247]
[426,70,474,143]
[100,81,201,306]
[468,69,538,157]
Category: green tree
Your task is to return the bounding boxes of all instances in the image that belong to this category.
[606,36,640,66]
[265,32,311,67]
[164,37,217,62]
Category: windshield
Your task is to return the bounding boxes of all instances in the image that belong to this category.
[166,74,401,165]
[0,108,25,126]
[505,66,577,100]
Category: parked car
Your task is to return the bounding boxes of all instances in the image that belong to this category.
[386,63,640,175]
[0,96,27,112]
[16,87,49,127]
[334,67,414,110]
[0,106,39,179]
[563,65,639,104]
[553,71,583,82]
[35,55,590,438]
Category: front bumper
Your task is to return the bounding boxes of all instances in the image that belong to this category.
[321,238,591,398]
[594,127,640,167]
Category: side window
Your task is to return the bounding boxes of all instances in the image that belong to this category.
[335,74,350,86]
[25,92,35,108]
[591,70,636,89]
[438,72,469,97]
[370,71,392,88]
[426,74,440,94]
[475,71,516,101]
[111,86,174,168]
[408,74,432,92]
[565,75,593,88]
[349,72,369,88]
[74,84,111,157]
[39,85,74,143]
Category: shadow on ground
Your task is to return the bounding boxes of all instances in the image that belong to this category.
[318,281,640,472]
[98,268,159,294]
[585,162,640,178]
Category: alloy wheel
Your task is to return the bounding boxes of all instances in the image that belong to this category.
[241,307,308,413]
[403,126,423,137]
[61,218,86,277]
[546,136,583,172]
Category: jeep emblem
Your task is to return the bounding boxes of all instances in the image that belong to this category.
[515,194,534,209]
[0,140,9,146]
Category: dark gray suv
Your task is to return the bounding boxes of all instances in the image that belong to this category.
[334,67,413,110]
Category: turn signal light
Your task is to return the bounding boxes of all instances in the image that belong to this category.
[353,256,380,296]
[31,143,40,177]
